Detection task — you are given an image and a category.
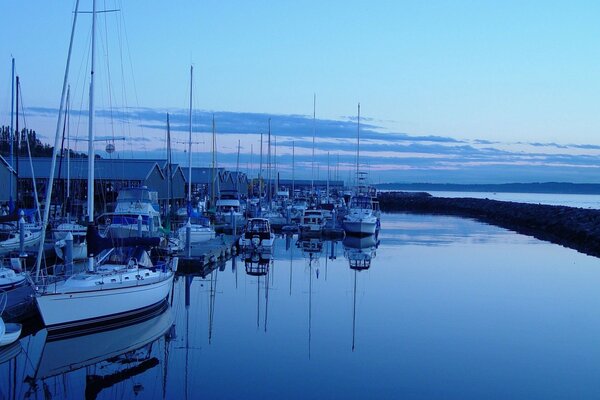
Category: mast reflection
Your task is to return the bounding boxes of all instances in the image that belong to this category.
[343,234,379,351]
[244,251,273,331]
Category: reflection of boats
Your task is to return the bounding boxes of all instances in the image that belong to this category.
[297,238,324,255]
[27,304,174,398]
[343,234,378,270]
[244,251,272,276]
[239,218,275,252]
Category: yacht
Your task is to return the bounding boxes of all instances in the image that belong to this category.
[343,195,378,236]
[215,191,245,227]
[239,218,275,252]
[299,209,327,233]
[103,187,163,239]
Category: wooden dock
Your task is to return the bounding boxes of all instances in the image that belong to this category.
[177,234,238,272]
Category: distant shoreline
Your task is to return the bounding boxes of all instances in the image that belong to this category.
[375,182,600,195]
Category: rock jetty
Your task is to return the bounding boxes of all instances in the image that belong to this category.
[378,191,600,258]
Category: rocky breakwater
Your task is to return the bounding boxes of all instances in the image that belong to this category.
[378,191,600,258]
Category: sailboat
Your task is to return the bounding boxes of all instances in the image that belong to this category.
[34,0,176,333]
[343,104,379,236]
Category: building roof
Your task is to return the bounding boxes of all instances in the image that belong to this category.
[17,158,165,181]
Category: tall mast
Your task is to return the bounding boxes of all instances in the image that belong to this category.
[235,139,241,192]
[327,151,330,199]
[211,114,217,207]
[274,135,278,196]
[187,65,193,215]
[356,103,360,187]
[87,0,97,272]
[35,0,81,280]
[267,118,271,207]
[259,132,263,201]
[9,58,14,212]
[311,93,316,194]
[292,140,295,196]
[167,113,172,222]
[66,86,71,203]
[15,75,19,205]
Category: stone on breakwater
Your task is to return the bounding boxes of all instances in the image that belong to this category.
[378,191,600,258]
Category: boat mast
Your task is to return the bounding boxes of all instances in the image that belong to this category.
[66,86,71,215]
[274,134,278,197]
[259,132,263,201]
[166,112,172,224]
[327,151,330,199]
[235,139,241,193]
[187,65,193,219]
[356,103,360,188]
[211,114,216,207]
[292,140,295,197]
[9,58,14,212]
[87,0,97,272]
[35,0,81,280]
[267,118,271,208]
[311,93,316,194]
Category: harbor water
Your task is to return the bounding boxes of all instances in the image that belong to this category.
[2,212,600,399]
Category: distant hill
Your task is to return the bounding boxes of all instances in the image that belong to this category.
[375,182,600,195]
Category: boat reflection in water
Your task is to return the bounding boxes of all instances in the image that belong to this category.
[343,234,378,270]
[244,251,272,277]
[343,234,379,351]
[244,251,273,331]
[5,304,175,399]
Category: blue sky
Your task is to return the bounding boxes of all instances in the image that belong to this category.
[2,1,600,183]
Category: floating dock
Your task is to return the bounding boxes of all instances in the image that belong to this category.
[177,234,238,272]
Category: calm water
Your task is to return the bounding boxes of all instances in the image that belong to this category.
[2,213,600,399]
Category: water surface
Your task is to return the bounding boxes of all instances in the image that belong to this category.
[2,213,600,399]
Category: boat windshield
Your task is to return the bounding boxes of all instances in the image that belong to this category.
[247,219,269,232]
[102,247,154,268]
[350,196,373,209]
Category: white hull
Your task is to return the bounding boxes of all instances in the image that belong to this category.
[178,225,215,245]
[343,220,377,235]
[239,234,275,252]
[36,273,174,329]
[0,230,43,253]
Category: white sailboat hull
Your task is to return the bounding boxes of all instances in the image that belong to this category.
[36,273,174,330]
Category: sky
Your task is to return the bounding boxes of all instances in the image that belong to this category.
[1,0,600,183]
